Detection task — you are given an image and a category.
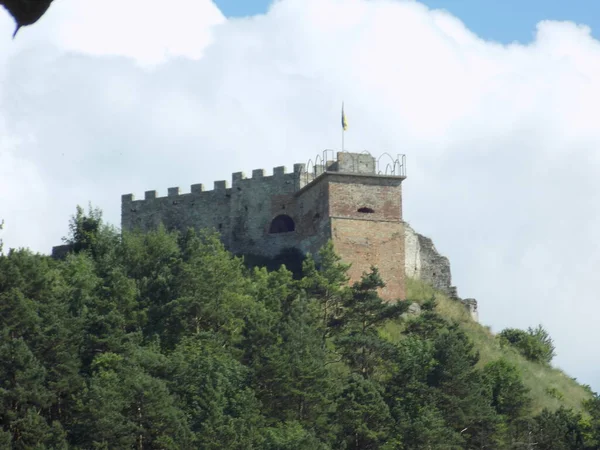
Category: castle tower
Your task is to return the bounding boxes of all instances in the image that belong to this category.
[121,151,407,302]
[294,152,406,301]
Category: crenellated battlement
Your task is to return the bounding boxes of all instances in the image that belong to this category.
[122,150,407,206]
[122,149,408,210]
[122,163,311,204]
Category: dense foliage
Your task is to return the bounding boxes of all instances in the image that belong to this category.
[499,325,556,365]
[0,207,599,449]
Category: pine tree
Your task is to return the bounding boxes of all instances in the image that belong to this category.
[330,267,408,378]
[299,241,351,346]
[335,374,394,450]
[483,359,532,422]
[168,336,265,449]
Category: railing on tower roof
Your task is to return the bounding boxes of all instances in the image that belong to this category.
[302,149,406,187]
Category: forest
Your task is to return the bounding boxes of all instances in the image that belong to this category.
[0,206,599,449]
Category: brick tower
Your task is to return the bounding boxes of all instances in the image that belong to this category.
[318,153,406,301]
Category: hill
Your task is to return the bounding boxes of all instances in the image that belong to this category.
[0,206,599,449]
[385,278,593,416]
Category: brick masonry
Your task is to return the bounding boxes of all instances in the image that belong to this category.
[331,218,405,301]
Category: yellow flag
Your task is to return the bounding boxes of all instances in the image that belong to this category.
[341,103,348,131]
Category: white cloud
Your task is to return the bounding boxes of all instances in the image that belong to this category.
[2,0,226,66]
[1,0,600,388]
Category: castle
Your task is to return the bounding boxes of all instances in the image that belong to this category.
[121,151,408,301]
[118,150,478,320]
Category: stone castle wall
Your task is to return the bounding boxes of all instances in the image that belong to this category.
[404,223,456,298]
[122,164,306,258]
[404,223,478,321]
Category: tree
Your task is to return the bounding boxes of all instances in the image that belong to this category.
[62,204,104,257]
[335,374,394,450]
[244,294,337,434]
[385,336,463,449]
[330,267,408,378]
[168,336,265,449]
[483,359,532,422]
[528,324,556,364]
[0,337,53,446]
[401,311,502,448]
[73,346,192,449]
[299,241,351,346]
[164,229,255,348]
[581,393,600,448]
[115,224,185,351]
[262,423,330,450]
[531,407,585,449]
[499,325,556,365]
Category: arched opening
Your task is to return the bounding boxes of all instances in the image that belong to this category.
[269,214,295,233]
[357,207,375,214]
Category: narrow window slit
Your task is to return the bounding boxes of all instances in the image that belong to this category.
[357,207,375,214]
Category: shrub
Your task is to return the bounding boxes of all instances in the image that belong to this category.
[498,325,555,365]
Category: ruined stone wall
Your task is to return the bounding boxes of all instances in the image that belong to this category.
[404,223,478,321]
[404,223,457,298]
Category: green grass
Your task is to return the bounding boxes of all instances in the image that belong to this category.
[381,278,592,415]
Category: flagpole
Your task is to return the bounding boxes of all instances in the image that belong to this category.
[341,101,347,151]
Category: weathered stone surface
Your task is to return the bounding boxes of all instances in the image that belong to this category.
[51,244,73,259]
[404,223,458,299]
[401,302,422,320]
[463,298,479,322]
[404,224,479,322]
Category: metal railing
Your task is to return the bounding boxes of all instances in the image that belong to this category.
[302,149,406,186]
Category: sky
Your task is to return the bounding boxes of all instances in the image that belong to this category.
[1,0,599,390]
[217,0,600,43]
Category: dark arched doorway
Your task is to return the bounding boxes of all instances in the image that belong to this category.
[269,214,295,233]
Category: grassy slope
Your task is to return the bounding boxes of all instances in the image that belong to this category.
[381,278,592,415]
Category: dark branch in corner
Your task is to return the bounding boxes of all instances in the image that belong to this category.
[1,0,54,38]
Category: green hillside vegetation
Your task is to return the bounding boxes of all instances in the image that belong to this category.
[389,279,593,415]
[0,205,599,449]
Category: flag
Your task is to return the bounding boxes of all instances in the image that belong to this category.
[341,102,348,131]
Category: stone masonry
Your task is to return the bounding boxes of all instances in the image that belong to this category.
[404,223,478,321]
[121,152,408,302]
[404,223,457,298]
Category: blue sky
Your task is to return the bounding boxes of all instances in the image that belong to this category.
[215,0,599,43]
